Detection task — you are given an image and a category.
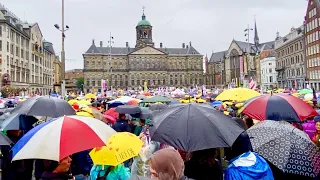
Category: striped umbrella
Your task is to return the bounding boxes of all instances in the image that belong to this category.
[239,94,318,122]
[12,115,116,161]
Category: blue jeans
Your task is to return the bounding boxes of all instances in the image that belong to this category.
[74,174,90,180]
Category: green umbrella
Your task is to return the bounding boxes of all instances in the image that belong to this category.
[141,96,172,103]
[298,89,313,95]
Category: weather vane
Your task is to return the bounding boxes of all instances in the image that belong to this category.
[143,6,145,13]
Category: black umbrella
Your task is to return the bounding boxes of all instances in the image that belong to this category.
[0,113,39,131]
[247,120,320,178]
[0,132,12,146]
[12,96,76,118]
[150,103,244,152]
[149,104,168,111]
[132,108,153,119]
[115,105,142,114]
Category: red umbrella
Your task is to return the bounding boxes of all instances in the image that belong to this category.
[105,108,119,119]
[240,94,318,122]
[103,114,116,124]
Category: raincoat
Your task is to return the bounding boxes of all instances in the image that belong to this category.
[302,120,316,139]
[225,152,274,180]
[90,164,130,180]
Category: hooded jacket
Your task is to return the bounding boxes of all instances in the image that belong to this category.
[225,152,274,180]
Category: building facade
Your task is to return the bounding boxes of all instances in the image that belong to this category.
[53,56,61,93]
[0,4,54,95]
[305,0,320,90]
[207,51,226,87]
[275,26,305,89]
[260,55,277,89]
[83,11,203,92]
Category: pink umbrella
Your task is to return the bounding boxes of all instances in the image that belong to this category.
[103,114,116,124]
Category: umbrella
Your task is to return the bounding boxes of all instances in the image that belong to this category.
[0,113,39,131]
[211,101,223,107]
[149,104,168,111]
[80,108,103,120]
[103,114,116,124]
[247,120,320,177]
[89,132,143,166]
[76,111,94,118]
[0,132,12,146]
[12,115,116,161]
[141,96,172,103]
[215,88,260,102]
[298,89,313,95]
[132,108,153,119]
[115,105,141,114]
[105,108,119,119]
[127,99,141,105]
[85,93,96,99]
[136,95,146,100]
[149,103,244,152]
[108,101,124,108]
[12,96,76,118]
[239,94,318,122]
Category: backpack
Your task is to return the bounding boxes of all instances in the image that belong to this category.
[96,166,114,180]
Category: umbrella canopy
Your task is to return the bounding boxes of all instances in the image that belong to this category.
[141,96,172,103]
[132,108,153,119]
[12,96,76,118]
[150,103,244,152]
[298,89,313,95]
[0,113,39,131]
[108,96,138,104]
[127,99,141,105]
[0,132,12,146]
[239,94,318,122]
[247,120,320,177]
[215,88,260,102]
[12,115,116,161]
[108,101,125,108]
[105,108,118,119]
[115,105,141,114]
[149,104,168,111]
[89,132,143,166]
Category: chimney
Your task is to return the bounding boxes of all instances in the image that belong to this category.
[186,45,189,49]
[182,43,185,48]
[92,39,95,45]
[100,41,103,47]
[126,42,129,48]
[160,42,163,48]
[189,41,192,47]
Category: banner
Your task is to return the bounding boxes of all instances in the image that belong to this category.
[144,81,148,92]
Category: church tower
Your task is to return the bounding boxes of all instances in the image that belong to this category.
[254,18,260,49]
[135,7,154,49]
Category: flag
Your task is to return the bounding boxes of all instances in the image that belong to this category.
[249,77,256,89]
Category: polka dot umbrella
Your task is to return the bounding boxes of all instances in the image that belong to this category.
[247,120,320,178]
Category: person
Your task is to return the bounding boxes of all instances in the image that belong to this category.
[184,148,223,180]
[89,164,130,180]
[133,119,146,136]
[40,156,73,180]
[149,148,190,180]
[112,114,131,132]
[71,150,93,180]
[1,130,34,180]
[312,119,320,147]
[243,116,254,129]
[303,116,317,139]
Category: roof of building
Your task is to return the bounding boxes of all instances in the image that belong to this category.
[43,41,55,54]
[65,69,83,73]
[0,4,30,38]
[84,41,201,56]
[137,11,151,26]
[209,51,226,63]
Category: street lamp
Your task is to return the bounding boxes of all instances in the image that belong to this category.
[54,0,69,97]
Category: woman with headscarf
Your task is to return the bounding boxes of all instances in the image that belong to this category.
[148,149,190,180]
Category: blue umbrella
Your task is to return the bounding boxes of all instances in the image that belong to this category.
[108,101,124,108]
[211,101,223,107]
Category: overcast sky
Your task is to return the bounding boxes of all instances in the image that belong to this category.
[1,0,307,70]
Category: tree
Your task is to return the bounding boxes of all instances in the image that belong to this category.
[75,77,84,90]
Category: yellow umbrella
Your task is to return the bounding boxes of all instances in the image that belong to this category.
[78,100,91,105]
[85,93,96,99]
[68,99,78,105]
[215,88,260,102]
[81,107,103,120]
[89,132,143,166]
[76,111,94,118]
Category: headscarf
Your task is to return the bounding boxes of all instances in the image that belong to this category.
[149,149,184,180]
